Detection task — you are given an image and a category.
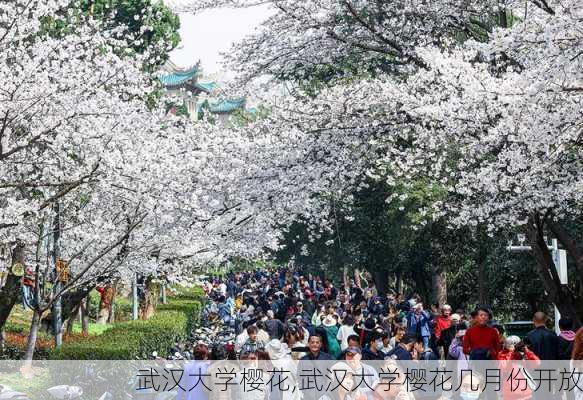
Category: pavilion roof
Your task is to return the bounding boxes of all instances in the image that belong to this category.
[158,65,199,87]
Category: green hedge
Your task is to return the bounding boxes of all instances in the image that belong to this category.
[51,286,203,360]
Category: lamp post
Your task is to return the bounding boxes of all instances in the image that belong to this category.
[507,236,568,334]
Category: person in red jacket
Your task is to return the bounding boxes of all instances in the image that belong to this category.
[463,307,501,359]
[497,335,540,400]
[433,304,452,358]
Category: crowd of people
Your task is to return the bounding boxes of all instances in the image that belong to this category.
[200,268,583,363]
[181,268,583,400]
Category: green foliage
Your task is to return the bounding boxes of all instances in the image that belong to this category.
[41,0,180,71]
[51,287,203,360]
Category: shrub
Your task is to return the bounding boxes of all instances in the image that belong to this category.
[51,287,203,360]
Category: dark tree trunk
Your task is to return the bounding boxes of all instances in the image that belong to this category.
[395,270,403,294]
[372,268,389,296]
[526,213,582,327]
[477,264,487,305]
[62,287,93,322]
[65,315,75,335]
[0,242,25,333]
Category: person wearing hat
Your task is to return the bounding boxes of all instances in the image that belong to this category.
[386,334,416,361]
[317,315,341,359]
[343,346,379,395]
[265,338,293,362]
[295,301,311,323]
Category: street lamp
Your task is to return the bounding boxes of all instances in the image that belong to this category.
[507,235,568,334]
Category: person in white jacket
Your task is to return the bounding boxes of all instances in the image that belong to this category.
[337,315,357,351]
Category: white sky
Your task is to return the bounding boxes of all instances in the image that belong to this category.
[169,6,272,75]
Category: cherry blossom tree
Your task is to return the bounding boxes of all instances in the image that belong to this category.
[171,0,583,321]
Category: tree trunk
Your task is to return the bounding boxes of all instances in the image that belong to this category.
[432,264,448,306]
[97,285,115,324]
[395,270,403,294]
[477,263,487,305]
[106,283,117,324]
[527,213,582,327]
[139,277,158,320]
[65,315,74,335]
[0,242,25,333]
[61,287,94,324]
[372,269,389,296]
[354,268,361,288]
[80,298,89,335]
[23,308,42,362]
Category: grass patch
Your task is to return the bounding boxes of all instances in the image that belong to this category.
[71,323,111,336]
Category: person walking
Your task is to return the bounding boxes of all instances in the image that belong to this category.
[406,303,431,350]
[462,307,500,360]
[526,312,558,360]
[177,344,211,400]
[433,304,452,358]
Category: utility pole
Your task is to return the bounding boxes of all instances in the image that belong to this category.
[508,236,568,334]
[52,202,63,348]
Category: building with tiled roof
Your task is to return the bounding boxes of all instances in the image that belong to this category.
[158,61,247,122]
